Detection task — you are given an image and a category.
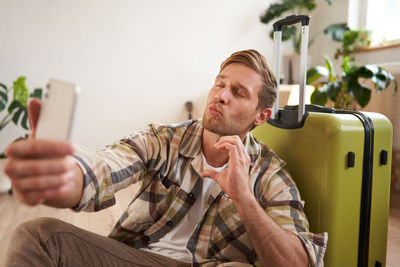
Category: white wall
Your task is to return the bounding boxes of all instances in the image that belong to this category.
[0,0,274,150]
[308,0,349,69]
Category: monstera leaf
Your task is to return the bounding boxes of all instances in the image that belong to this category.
[0,76,42,131]
[0,83,8,113]
[307,55,397,109]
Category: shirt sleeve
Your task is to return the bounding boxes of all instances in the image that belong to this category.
[259,167,328,267]
[72,123,167,212]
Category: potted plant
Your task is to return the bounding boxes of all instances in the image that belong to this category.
[307,25,397,110]
[260,0,334,83]
[0,76,42,193]
[324,23,371,60]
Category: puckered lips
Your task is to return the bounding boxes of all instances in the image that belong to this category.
[208,104,222,117]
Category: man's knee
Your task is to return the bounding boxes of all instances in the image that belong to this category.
[13,217,67,242]
[6,217,69,266]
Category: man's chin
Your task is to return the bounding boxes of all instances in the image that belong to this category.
[202,115,233,136]
[203,124,231,137]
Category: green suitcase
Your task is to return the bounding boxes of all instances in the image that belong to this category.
[253,15,392,266]
[252,108,392,267]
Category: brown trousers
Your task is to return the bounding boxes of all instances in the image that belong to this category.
[5,217,192,267]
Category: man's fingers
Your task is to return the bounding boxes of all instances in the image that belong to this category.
[12,171,74,191]
[215,142,240,161]
[216,136,247,155]
[5,139,74,158]
[200,169,220,180]
[39,180,75,199]
[216,135,242,144]
[5,157,76,177]
[15,180,74,206]
[28,98,41,138]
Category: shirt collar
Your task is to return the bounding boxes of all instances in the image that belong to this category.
[179,120,203,158]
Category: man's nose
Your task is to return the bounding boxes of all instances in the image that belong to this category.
[214,86,231,104]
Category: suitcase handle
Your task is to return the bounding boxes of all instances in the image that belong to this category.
[273,15,311,31]
[271,15,310,123]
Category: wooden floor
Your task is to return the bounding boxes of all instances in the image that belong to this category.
[388,189,400,267]
[0,186,399,266]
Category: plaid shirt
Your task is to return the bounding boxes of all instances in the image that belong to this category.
[73,120,327,266]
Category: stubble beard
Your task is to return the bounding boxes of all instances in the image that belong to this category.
[202,111,253,137]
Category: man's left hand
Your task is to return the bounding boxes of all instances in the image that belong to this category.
[200,135,252,200]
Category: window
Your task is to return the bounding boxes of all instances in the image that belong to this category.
[366,0,400,44]
[348,0,400,45]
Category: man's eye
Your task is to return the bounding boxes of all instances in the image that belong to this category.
[234,88,246,97]
[216,84,224,88]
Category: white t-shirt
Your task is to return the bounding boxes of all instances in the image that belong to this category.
[140,153,227,263]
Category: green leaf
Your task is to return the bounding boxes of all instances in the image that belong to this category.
[347,78,371,108]
[8,100,20,114]
[0,90,7,102]
[355,66,374,78]
[301,0,317,10]
[270,25,298,40]
[11,106,24,125]
[0,90,7,112]
[260,1,297,24]
[13,76,29,107]
[324,23,350,42]
[364,65,379,75]
[344,72,359,93]
[324,56,336,81]
[268,26,298,51]
[354,86,371,107]
[371,74,388,92]
[7,99,30,129]
[342,55,350,73]
[30,88,43,99]
[377,67,394,89]
[326,81,342,101]
[21,111,29,130]
[307,66,329,84]
[283,25,297,41]
[310,86,328,106]
[0,82,7,92]
[0,101,5,112]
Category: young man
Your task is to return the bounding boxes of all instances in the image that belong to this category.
[4,49,327,266]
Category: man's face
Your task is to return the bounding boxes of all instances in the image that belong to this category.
[202,63,267,137]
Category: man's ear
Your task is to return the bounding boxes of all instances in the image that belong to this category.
[254,108,272,126]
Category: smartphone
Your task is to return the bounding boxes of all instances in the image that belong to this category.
[35,79,80,141]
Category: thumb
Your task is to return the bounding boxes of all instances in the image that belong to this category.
[200,169,220,180]
[28,98,42,138]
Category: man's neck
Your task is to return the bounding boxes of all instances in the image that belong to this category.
[201,129,228,168]
[201,129,247,168]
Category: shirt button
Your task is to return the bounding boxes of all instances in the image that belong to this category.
[167,221,173,226]
[188,193,195,199]
[144,236,150,241]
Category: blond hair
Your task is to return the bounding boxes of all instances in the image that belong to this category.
[220,49,277,109]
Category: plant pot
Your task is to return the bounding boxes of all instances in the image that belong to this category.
[0,158,11,194]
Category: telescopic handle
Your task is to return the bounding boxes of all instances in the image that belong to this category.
[273,15,310,31]
[271,15,310,122]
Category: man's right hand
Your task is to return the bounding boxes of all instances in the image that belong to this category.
[3,98,83,207]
